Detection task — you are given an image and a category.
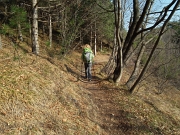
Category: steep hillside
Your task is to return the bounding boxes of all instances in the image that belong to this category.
[0,37,105,134]
[0,36,180,135]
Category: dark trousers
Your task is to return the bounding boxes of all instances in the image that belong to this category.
[84,63,92,79]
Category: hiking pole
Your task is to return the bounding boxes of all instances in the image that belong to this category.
[92,62,95,80]
[81,62,83,80]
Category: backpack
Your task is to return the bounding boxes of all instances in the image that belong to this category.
[84,51,91,63]
[83,49,93,63]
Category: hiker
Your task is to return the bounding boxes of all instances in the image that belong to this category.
[81,44,94,81]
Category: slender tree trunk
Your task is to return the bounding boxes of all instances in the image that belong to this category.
[90,25,93,47]
[80,31,82,44]
[100,40,102,52]
[49,13,52,47]
[164,42,169,78]
[18,24,23,41]
[62,6,67,50]
[32,0,39,54]
[29,18,32,44]
[94,21,97,56]
[0,35,2,49]
[126,33,156,88]
[126,42,145,88]
[130,33,163,93]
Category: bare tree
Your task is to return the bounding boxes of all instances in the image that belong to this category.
[102,0,180,93]
[32,0,39,54]
[126,0,154,88]
[129,0,180,93]
[112,0,123,83]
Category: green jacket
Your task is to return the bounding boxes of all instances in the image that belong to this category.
[81,48,94,63]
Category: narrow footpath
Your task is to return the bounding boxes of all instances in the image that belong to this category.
[68,53,129,135]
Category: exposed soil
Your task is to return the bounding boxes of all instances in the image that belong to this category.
[54,47,137,134]
[1,36,180,134]
[65,51,180,135]
[67,53,126,134]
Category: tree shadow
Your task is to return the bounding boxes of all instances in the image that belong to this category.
[97,108,164,134]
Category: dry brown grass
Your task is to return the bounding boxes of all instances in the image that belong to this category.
[0,35,180,135]
[0,36,105,135]
[63,50,180,135]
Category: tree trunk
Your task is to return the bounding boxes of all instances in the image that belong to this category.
[0,35,2,49]
[80,31,83,44]
[112,0,123,83]
[126,42,145,88]
[126,33,156,88]
[129,0,180,93]
[100,40,102,52]
[123,0,152,62]
[94,21,97,56]
[18,24,23,41]
[113,46,123,83]
[49,13,52,47]
[90,25,93,47]
[29,18,32,44]
[101,28,117,75]
[32,0,39,54]
[62,6,67,50]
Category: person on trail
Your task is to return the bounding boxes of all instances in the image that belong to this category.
[81,44,94,81]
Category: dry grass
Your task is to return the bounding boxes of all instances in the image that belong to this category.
[0,36,105,135]
[0,35,180,135]
[64,50,180,135]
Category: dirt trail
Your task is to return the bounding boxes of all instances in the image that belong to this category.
[72,53,126,134]
[66,52,180,134]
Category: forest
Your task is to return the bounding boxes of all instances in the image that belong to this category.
[0,0,180,134]
[1,0,180,92]
[0,0,180,92]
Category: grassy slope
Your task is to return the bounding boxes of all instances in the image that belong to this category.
[0,36,180,135]
[0,37,104,135]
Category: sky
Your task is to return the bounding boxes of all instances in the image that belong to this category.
[123,0,180,30]
[153,0,180,21]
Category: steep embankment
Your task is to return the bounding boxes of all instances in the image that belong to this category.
[0,38,105,134]
[0,36,180,135]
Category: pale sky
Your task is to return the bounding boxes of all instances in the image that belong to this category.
[123,0,180,30]
[153,0,180,21]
